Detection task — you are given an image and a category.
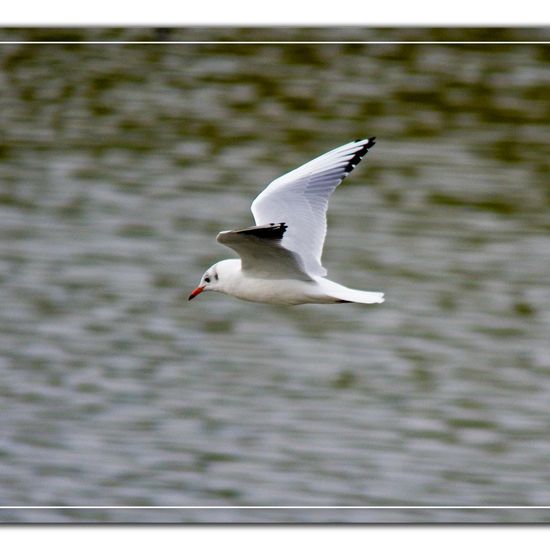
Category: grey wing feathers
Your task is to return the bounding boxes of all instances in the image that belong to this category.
[251,138,376,277]
[217,223,313,280]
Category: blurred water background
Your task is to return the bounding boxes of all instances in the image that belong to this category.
[0,27,550,523]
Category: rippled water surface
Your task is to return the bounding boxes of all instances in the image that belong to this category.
[1,27,550,522]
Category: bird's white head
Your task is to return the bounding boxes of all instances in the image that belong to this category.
[188,259,239,301]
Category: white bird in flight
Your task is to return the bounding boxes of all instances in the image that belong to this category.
[189,138,385,306]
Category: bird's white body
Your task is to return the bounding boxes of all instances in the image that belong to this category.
[210,259,384,305]
[189,138,385,306]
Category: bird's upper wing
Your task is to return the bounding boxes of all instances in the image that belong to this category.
[250,138,376,277]
[216,223,313,281]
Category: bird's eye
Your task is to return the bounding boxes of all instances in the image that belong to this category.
[204,277,211,283]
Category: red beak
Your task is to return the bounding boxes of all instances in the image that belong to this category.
[188,286,205,301]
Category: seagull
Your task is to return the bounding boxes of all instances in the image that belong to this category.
[189,138,385,306]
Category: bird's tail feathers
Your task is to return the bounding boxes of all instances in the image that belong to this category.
[336,289,385,305]
[323,281,385,305]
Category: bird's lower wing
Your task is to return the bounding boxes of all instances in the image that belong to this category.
[216,223,313,280]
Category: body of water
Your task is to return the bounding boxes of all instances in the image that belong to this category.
[0,27,549,522]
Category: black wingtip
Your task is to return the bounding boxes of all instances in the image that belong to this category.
[236,222,288,240]
[354,136,376,145]
[344,137,377,176]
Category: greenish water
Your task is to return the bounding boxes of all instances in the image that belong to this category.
[0,28,550,523]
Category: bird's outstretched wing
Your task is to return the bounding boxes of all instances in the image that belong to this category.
[217,223,313,280]
[251,138,376,277]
